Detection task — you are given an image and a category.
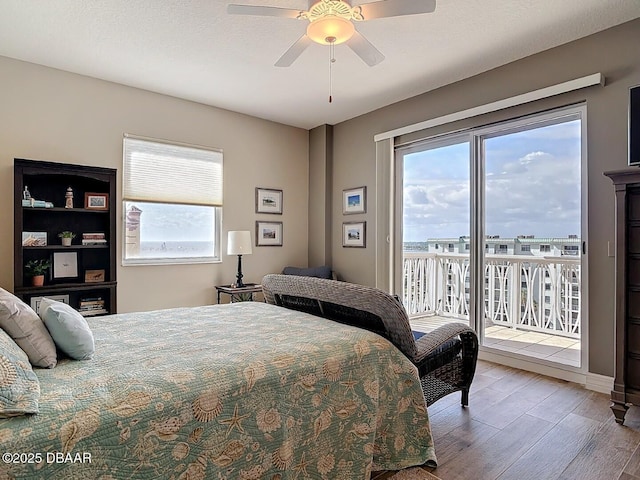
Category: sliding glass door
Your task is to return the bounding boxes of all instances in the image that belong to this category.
[480,111,583,367]
[401,137,471,330]
[400,105,585,369]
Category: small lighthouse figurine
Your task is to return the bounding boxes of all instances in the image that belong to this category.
[65,187,74,209]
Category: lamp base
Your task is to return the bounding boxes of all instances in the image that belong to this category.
[234,254,245,288]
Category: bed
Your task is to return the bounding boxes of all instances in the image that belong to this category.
[0,300,436,479]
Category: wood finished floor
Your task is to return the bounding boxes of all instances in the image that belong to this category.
[372,360,640,480]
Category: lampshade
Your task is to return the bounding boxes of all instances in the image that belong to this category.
[227,231,252,255]
[306,16,355,45]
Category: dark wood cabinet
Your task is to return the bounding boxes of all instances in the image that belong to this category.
[14,159,117,316]
[605,168,640,424]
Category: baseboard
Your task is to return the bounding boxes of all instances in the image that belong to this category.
[479,350,613,393]
[586,372,614,394]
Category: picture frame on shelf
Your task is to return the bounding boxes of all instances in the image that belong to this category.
[84,269,105,283]
[30,294,69,315]
[255,188,283,214]
[85,192,109,210]
[22,231,47,247]
[53,251,78,279]
[342,221,366,248]
[342,186,366,214]
[255,221,283,246]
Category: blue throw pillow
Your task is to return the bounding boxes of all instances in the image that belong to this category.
[38,298,94,360]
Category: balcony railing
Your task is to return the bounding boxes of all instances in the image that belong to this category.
[403,252,581,339]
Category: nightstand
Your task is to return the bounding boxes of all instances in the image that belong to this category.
[215,283,263,304]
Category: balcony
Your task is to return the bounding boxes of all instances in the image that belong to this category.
[404,252,581,367]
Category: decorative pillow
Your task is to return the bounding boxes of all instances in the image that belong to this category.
[0,328,40,417]
[0,288,57,368]
[39,298,94,360]
[282,265,333,279]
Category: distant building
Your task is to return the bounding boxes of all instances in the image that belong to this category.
[423,235,581,256]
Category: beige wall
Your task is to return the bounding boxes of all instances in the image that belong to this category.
[308,124,333,268]
[330,18,640,377]
[0,56,308,313]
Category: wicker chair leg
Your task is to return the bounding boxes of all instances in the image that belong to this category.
[461,388,469,407]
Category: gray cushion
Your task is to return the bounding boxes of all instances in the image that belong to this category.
[282,265,333,279]
[39,298,95,360]
[0,327,40,417]
[0,288,57,368]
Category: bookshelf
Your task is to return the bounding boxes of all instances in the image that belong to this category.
[14,159,117,316]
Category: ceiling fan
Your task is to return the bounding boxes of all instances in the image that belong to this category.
[227,0,436,67]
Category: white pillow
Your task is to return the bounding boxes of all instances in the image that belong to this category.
[39,298,94,360]
[0,288,57,368]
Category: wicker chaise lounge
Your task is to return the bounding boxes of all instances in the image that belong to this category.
[261,274,479,407]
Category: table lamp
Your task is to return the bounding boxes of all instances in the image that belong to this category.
[227,231,252,287]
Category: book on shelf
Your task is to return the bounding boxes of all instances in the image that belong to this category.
[80,300,104,307]
[82,239,107,245]
[22,199,54,208]
[79,309,108,317]
[79,296,104,306]
[82,232,105,239]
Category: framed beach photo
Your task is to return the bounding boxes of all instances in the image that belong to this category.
[255,188,283,214]
[343,186,366,214]
[22,231,47,247]
[85,192,109,210]
[255,221,283,246]
[85,269,106,283]
[343,221,366,248]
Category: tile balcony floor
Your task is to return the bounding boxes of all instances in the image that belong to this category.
[410,315,581,368]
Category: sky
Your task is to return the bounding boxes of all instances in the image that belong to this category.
[403,119,582,242]
[126,202,215,242]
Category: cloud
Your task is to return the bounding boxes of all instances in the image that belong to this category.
[403,121,582,242]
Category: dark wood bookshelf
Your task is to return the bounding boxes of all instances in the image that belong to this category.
[14,158,117,316]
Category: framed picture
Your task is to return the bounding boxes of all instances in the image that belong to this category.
[343,186,366,214]
[343,221,366,248]
[255,221,283,246]
[30,294,69,314]
[53,251,78,279]
[85,192,109,210]
[22,231,47,247]
[85,269,105,283]
[255,188,283,214]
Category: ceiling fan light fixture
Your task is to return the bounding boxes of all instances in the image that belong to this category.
[306,16,355,45]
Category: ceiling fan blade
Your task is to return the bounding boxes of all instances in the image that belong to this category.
[227,4,304,19]
[356,0,436,20]
[275,35,313,67]
[346,31,385,66]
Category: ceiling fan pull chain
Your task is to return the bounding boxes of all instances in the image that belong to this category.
[329,38,336,103]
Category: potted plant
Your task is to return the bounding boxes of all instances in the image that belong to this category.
[58,231,76,247]
[25,259,51,287]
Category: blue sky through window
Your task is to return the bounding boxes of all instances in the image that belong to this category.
[403,120,581,242]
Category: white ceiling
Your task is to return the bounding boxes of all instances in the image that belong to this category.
[1,0,639,130]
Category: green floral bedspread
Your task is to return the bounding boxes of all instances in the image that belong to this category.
[0,302,436,479]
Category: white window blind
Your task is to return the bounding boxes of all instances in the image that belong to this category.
[123,136,223,206]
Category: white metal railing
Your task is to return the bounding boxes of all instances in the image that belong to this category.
[403,252,581,338]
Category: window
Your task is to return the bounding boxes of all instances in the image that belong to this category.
[448,243,454,251]
[122,135,222,265]
[563,245,580,256]
[521,245,531,252]
[540,244,551,252]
